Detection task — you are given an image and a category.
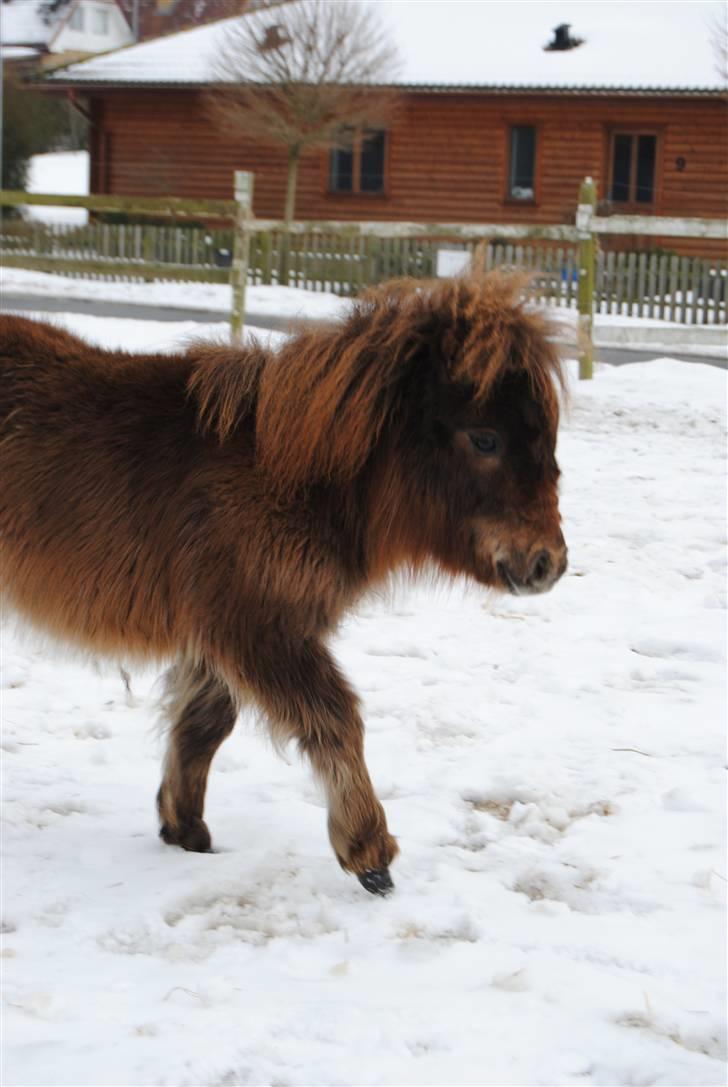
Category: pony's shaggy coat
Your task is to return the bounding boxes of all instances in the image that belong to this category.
[0,274,567,891]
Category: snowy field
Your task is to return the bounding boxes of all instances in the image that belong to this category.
[1,298,727,1087]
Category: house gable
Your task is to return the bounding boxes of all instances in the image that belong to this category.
[49,0,134,55]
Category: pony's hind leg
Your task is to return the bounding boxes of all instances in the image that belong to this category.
[157,661,237,852]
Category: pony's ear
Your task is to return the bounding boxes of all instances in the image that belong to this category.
[255,297,427,495]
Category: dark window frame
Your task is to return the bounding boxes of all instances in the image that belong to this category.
[327,127,388,197]
[504,123,541,206]
[606,129,661,210]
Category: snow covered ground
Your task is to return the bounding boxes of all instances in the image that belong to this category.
[1,265,351,328]
[1,299,726,1086]
[24,151,89,226]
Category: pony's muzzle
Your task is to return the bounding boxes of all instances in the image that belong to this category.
[498,537,568,595]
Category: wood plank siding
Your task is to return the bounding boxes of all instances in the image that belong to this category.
[87,88,727,255]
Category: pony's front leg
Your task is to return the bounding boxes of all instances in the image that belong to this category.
[242,635,398,895]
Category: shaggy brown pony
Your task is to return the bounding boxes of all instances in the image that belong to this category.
[0,274,567,896]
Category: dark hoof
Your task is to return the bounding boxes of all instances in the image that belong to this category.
[159,818,212,853]
[357,868,394,897]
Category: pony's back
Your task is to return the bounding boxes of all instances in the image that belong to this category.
[0,317,253,658]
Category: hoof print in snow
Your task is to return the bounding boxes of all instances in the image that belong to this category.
[357,868,394,897]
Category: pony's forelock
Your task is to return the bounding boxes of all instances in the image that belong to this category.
[443,273,566,420]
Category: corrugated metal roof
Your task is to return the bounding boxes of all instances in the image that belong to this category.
[46,78,725,98]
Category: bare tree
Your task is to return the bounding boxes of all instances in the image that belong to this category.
[207,0,400,227]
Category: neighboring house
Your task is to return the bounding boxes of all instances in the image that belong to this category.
[114,0,260,43]
[45,1,728,255]
[1,0,134,70]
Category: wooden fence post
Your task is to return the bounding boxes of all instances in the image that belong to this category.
[231,170,254,343]
[576,176,597,380]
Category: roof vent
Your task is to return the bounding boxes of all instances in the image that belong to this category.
[544,24,584,52]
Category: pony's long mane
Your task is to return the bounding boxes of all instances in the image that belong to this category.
[186,341,268,442]
[188,272,565,494]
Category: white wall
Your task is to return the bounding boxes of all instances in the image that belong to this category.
[52,1,134,54]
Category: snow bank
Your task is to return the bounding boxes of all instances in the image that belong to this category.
[1,265,349,325]
[1,312,726,1086]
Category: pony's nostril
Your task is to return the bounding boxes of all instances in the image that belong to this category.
[530,550,551,585]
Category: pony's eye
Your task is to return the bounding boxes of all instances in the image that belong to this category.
[469,430,501,456]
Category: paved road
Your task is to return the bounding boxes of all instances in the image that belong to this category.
[2,291,725,369]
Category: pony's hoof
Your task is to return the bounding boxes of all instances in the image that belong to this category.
[159,818,212,853]
[357,868,394,897]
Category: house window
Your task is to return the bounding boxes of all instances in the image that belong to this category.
[609,132,657,204]
[330,129,386,195]
[93,8,110,34]
[508,125,536,200]
[330,130,355,193]
[359,130,386,193]
[69,4,84,30]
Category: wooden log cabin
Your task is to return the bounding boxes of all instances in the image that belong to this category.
[47,1,728,256]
